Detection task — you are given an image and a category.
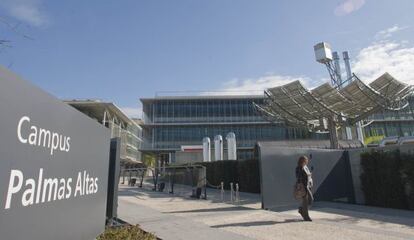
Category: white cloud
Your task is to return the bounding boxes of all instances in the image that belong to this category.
[210,25,414,96]
[0,0,48,27]
[375,25,408,39]
[352,40,414,85]
[350,25,414,85]
[207,74,312,96]
[334,0,366,16]
[121,106,142,119]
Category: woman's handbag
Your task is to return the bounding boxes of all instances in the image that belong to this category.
[293,182,306,200]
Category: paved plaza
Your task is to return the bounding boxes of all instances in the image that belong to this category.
[118,185,414,240]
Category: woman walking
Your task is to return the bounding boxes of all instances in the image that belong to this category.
[295,156,313,221]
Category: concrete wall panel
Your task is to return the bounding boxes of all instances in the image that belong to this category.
[258,143,355,210]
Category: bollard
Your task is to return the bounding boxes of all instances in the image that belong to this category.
[230,182,234,203]
[220,182,224,202]
[235,183,240,203]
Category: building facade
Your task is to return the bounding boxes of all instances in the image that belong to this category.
[140,95,322,162]
[141,94,414,162]
[363,95,414,143]
[65,100,143,164]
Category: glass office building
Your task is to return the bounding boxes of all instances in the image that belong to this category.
[141,94,414,162]
[65,100,143,164]
[140,95,320,162]
[364,95,414,140]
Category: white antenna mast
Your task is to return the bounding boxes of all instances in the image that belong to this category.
[314,43,364,144]
[314,42,354,89]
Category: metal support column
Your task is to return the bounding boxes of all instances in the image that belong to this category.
[356,121,365,145]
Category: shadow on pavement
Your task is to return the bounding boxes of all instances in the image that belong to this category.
[118,187,193,199]
[311,204,414,227]
[164,206,256,214]
[269,201,414,228]
[211,219,302,228]
[119,185,262,207]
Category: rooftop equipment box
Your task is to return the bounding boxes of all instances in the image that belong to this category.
[314,42,333,64]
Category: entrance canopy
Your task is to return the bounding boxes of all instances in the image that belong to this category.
[255,73,413,128]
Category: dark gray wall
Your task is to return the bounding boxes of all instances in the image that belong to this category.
[258,142,355,210]
[0,66,110,240]
[107,138,121,220]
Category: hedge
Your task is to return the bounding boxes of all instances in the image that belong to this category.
[360,149,414,210]
[402,153,414,210]
[201,159,260,193]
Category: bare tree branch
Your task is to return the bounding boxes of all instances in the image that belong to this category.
[0,15,34,68]
[0,16,34,40]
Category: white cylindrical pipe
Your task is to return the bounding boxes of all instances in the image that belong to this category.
[332,52,342,86]
[345,127,353,140]
[343,51,352,82]
[226,132,237,160]
[202,137,211,162]
[214,135,223,161]
[343,51,364,145]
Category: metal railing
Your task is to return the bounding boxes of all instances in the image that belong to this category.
[120,165,207,199]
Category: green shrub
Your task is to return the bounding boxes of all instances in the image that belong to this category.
[360,149,414,210]
[97,225,156,240]
[201,159,260,193]
[401,153,414,209]
[202,160,237,189]
[237,159,260,193]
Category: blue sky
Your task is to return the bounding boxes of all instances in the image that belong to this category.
[0,0,413,117]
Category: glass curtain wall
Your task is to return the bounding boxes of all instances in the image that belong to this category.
[145,98,265,123]
[141,97,329,151]
[151,125,309,149]
[364,96,414,138]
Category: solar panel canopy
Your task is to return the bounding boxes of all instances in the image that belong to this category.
[256,72,413,129]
